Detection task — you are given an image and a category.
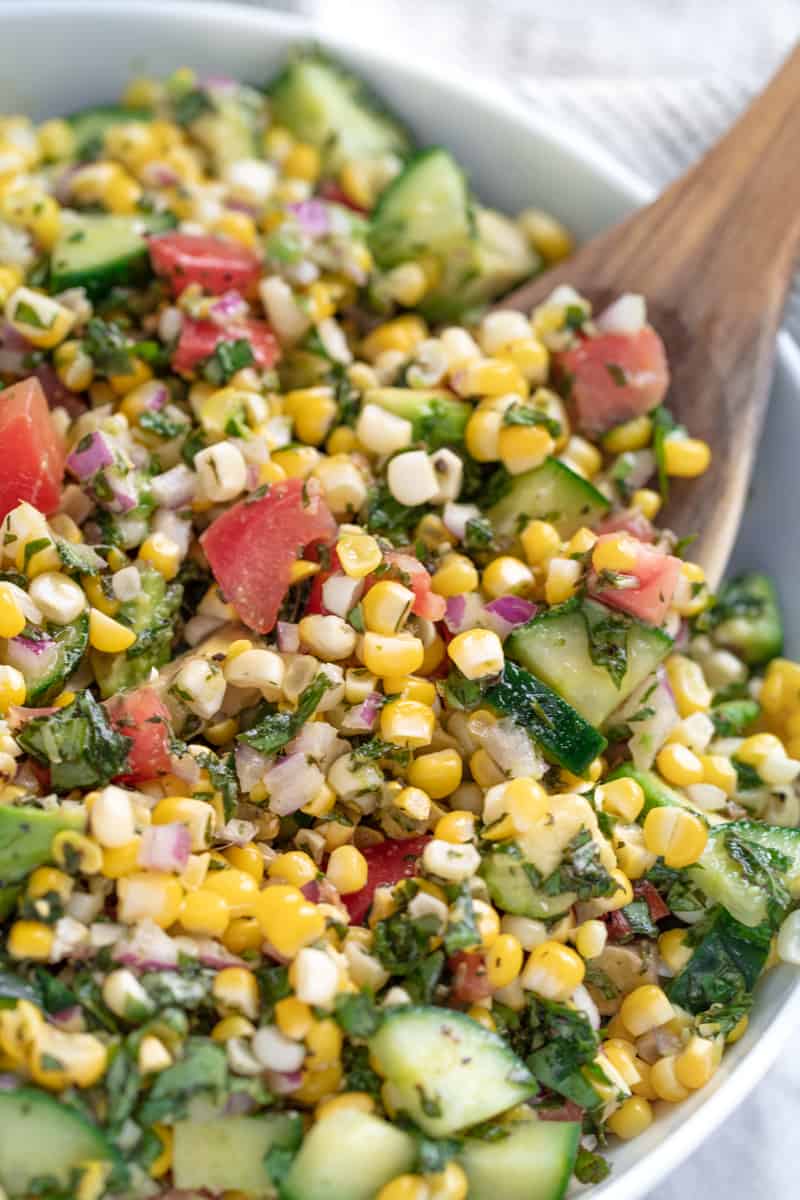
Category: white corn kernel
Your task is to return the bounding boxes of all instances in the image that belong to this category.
[292,946,339,1008]
[387,450,440,507]
[224,158,277,205]
[430,447,463,503]
[299,614,358,661]
[777,910,800,965]
[112,565,142,603]
[91,785,136,848]
[313,457,367,515]
[479,310,532,354]
[440,326,481,369]
[174,657,226,720]
[28,571,86,624]
[195,442,248,503]
[252,1023,306,1072]
[356,403,413,455]
[259,275,310,344]
[322,573,365,619]
[422,838,481,882]
[224,648,285,699]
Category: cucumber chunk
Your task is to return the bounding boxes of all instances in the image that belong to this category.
[505,599,672,727]
[708,572,783,666]
[187,86,262,172]
[67,103,151,159]
[93,565,182,698]
[173,1113,297,1195]
[281,1108,415,1200]
[0,1087,118,1195]
[363,386,470,447]
[6,612,88,704]
[367,1005,536,1136]
[688,819,800,928]
[268,52,412,174]
[481,845,576,920]
[488,458,610,541]
[369,147,473,268]
[486,661,606,775]
[50,211,176,300]
[0,804,86,919]
[459,1117,580,1200]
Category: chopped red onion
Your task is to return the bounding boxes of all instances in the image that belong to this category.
[276,621,300,653]
[287,720,342,765]
[169,750,202,786]
[596,507,655,543]
[138,822,191,872]
[7,703,57,730]
[0,1074,19,1091]
[288,199,331,238]
[484,596,537,633]
[141,161,180,188]
[151,463,197,509]
[220,818,257,847]
[444,592,484,634]
[209,289,249,326]
[443,501,481,541]
[265,1069,303,1095]
[113,919,179,969]
[264,753,324,816]
[6,635,58,688]
[66,430,114,479]
[50,1006,82,1028]
[611,666,679,768]
[235,743,272,792]
[224,1091,258,1116]
[340,690,382,734]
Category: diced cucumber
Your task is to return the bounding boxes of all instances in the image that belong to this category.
[367,1005,536,1136]
[505,599,672,727]
[50,211,177,300]
[710,698,761,737]
[486,661,607,775]
[708,572,783,666]
[268,52,412,174]
[172,1113,297,1195]
[363,386,470,447]
[0,804,86,919]
[688,819,800,928]
[6,613,88,704]
[369,147,473,269]
[188,86,262,172]
[0,1087,118,1195]
[488,458,610,541]
[481,845,576,919]
[281,1108,415,1200]
[667,906,771,1013]
[420,207,539,322]
[67,103,151,158]
[607,765,715,822]
[459,1117,580,1200]
[93,565,182,698]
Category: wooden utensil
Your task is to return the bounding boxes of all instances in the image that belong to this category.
[500,44,800,587]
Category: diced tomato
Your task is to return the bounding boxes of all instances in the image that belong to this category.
[106,687,173,784]
[149,232,262,297]
[0,377,65,520]
[634,879,670,922]
[554,327,670,435]
[604,908,633,942]
[536,1100,585,1122]
[591,534,681,626]
[171,317,280,375]
[340,834,431,925]
[304,547,341,616]
[200,478,336,635]
[448,950,491,1006]
[596,507,655,543]
[383,552,447,622]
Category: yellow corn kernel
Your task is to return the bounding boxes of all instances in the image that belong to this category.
[521,940,585,1002]
[643,805,708,869]
[597,777,645,822]
[203,868,260,918]
[448,628,504,681]
[223,843,264,883]
[518,208,573,262]
[727,1014,749,1045]
[27,866,73,904]
[179,889,230,938]
[6,286,75,349]
[271,445,321,479]
[602,416,653,455]
[0,185,61,251]
[560,435,602,480]
[619,985,674,1038]
[592,532,640,576]
[482,555,534,600]
[32,1028,108,1090]
[80,575,118,617]
[275,996,314,1041]
[761,658,800,716]
[650,1055,690,1103]
[37,117,76,160]
[0,664,25,714]
[430,554,479,598]
[327,845,368,894]
[520,519,561,567]
[305,1017,343,1063]
[212,966,260,1020]
[384,676,437,705]
[88,607,137,653]
[419,634,445,678]
[138,532,181,581]
[52,831,102,875]
[376,1176,429,1200]
[700,754,737,795]
[223,916,264,956]
[407,748,462,799]
[107,356,152,398]
[658,928,693,974]
[101,839,141,879]
[665,654,713,717]
[453,357,527,399]
[632,488,662,521]
[117,873,184,928]
[213,209,257,249]
[303,782,337,819]
[544,557,582,606]
[8,919,54,960]
[281,141,321,182]
[663,435,711,477]
[427,1160,469,1200]
[736,732,783,766]
[673,1035,716,1090]
[601,1037,641,1087]
[435,810,476,845]
[380,699,435,749]
[361,316,428,363]
[486,933,524,989]
[255,884,325,958]
[153,796,215,852]
[498,423,555,476]
[53,339,94,391]
[575,919,608,960]
[656,743,705,787]
[0,265,23,307]
[327,426,358,455]
[316,1092,376,1123]
[464,408,502,462]
[500,336,549,386]
[363,631,425,677]
[607,1095,654,1140]
[268,851,319,889]
[363,580,415,635]
[338,532,383,579]
[469,748,505,789]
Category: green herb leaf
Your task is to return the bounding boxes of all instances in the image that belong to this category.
[540,828,620,901]
[237,673,332,755]
[17,689,131,789]
[583,603,631,688]
[137,1038,228,1124]
[334,991,383,1038]
[202,337,255,387]
[139,409,190,439]
[82,317,135,376]
[173,87,216,126]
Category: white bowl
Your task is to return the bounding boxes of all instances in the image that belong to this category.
[3,4,800,1195]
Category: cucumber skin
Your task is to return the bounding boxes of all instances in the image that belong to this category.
[25,612,89,704]
[459,1118,581,1200]
[0,1087,119,1195]
[688,818,800,928]
[369,147,473,269]
[364,386,470,447]
[481,847,576,920]
[608,764,706,818]
[0,805,86,919]
[488,457,610,541]
[50,212,177,300]
[710,572,783,666]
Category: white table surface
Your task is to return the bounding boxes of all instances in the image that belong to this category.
[295,5,800,1196]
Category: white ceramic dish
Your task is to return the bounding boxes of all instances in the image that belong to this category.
[3,3,800,1195]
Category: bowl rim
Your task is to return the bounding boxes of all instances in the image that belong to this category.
[6,3,800,1195]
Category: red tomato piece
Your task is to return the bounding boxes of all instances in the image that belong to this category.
[304,546,341,616]
[604,908,634,942]
[554,327,670,435]
[106,687,173,784]
[591,534,681,626]
[149,233,262,297]
[634,879,670,922]
[448,950,491,1006]
[171,317,280,375]
[383,552,447,622]
[200,478,336,635]
[340,834,431,925]
[0,377,65,520]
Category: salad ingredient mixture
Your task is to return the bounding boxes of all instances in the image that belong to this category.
[0,49,796,1200]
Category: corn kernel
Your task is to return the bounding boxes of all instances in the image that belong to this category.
[212,966,260,1020]
[520,519,561,566]
[363,580,414,635]
[223,916,264,956]
[498,423,555,475]
[656,743,705,787]
[327,845,368,894]
[575,919,608,960]
[619,985,674,1037]
[482,555,534,599]
[663,435,712,477]
[8,919,54,960]
[632,488,662,520]
[592,532,640,575]
[255,884,325,958]
[700,754,737,795]
[376,1176,429,1200]
[643,806,707,868]
[598,777,645,822]
[486,933,524,989]
[545,557,582,605]
[338,533,383,579]
[658,928,693,974]
[665,654,713,717]
[521,940,585,1002]
[650,1055,690,1103]
[448,628,504,680]
[275,996,314,1041]
[363,631,424,677]
[88,608,136,653]
[381,699,435,748]
[179,888,230,937]
[407,748,462,798]
[204,868,260,917]
[361,316,428,363]
[607,1095,654,1140]
[435,810,476,844]
[0,664,26,714]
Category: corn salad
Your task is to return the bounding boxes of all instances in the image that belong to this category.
[0,50,795,1200]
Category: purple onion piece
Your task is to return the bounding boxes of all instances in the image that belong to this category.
[66,430,114,479]
[288,199,330,238]
[484,595,537,628]
[138,823,192,873]
[276,622,300,653]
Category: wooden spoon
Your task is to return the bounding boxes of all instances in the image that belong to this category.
[500,44,800,588]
